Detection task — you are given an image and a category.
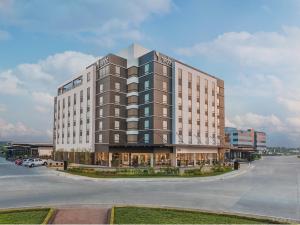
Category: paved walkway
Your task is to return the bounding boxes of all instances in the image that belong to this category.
[51,207,109,224]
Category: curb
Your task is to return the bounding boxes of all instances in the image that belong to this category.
[56,165,253,182]
[42,208,56,224]
[0,207,50,213]
[109,206,115,225]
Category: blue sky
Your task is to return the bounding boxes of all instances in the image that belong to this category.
[0,0,300,147]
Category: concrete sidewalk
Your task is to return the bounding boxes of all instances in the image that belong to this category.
[50,207,110,224]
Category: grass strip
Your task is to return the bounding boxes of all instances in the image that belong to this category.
[113,206,284,224]
[0,208,50,224]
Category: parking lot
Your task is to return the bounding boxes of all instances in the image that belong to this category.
[0,156,299,221]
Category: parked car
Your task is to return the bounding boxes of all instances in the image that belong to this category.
[23,158,47,168]
[15,159,23,165]
[21,158,31,166]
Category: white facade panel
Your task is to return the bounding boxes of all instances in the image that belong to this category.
[172,61,220,146]
[54,65,96,152]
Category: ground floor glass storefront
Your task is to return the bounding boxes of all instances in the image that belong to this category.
[177,153,218,166]
[95,152,168,167]
[55,151,94,165]
[54,149,221,167]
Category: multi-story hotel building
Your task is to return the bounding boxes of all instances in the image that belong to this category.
[53,44,225,167]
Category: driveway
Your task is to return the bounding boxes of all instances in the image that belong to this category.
[0,156,299,221]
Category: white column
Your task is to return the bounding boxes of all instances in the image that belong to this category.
[108,152,112,167]
[193,153,196,167]
[171,152,177,167]
[150,153,154,167]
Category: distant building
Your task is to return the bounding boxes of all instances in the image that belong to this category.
[6,143,53,159]
[254,131,267,153]
[225,127,266,160]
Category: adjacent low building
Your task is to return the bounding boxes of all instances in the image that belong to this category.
[53,44,225,167]
[225,127,266,160]
[6,143,53,159]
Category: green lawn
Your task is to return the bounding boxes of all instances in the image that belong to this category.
[113,207,282,224]
[0,208,49,224]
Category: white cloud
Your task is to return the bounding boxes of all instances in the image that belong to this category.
[176,26,300,71]
[17,63,54,82]
[0,117,39,140]
[277,97,300,114]
[0,51,98,96]
[0,0,173,46]
[229,113,284,132]
[32,91,53,106]
[0,70,25,95]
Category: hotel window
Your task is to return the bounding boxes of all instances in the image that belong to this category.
[145,64,150,74]
[178,68,182,80]
[115,108,120,117]
[163,134,168,143]
[80,90,83,102]
[163,65,167,75]
[144,80,149,90]
[68,96,71,107]
[178,97,182,106]
[144,107,149,116]
[115,82,120,91]
[144,133,149,143]
[144,93,150,103]
[105,65,110,75]
[163,107,167,117]
[115,66,120,75]
[163,81,167,91]
[99,108,103,117]
[115,121,120,130]
[163,94,167,104]
[63,98,65,109]
[99,96,103,105]
[99,134,103,143]
[87,87,90,100]
[99,121,103,130]
[99,84,103,93]
[73,93,76,105]
[87,72,90,82]
[144,120,149,129]
[114,134,120,143]
[115,95,120,104]
[163,121,167,130]
[178,110,182,118]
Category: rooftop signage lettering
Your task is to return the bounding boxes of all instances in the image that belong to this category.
[99,56,109,67]
[155,51,172,66]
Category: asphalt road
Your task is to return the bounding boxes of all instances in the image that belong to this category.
[0,156,299,221]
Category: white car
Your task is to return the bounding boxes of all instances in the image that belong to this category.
[23,158,47,167]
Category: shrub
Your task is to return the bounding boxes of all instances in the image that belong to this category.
[157,167,179,175]
[184,169,203,176]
